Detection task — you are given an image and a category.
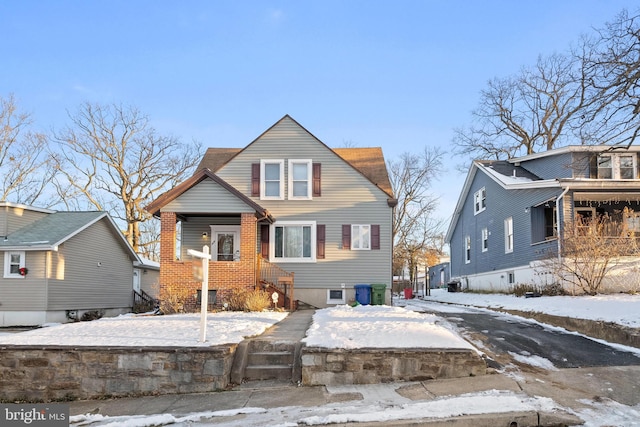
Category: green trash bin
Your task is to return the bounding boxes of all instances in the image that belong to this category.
[371,284,386,305]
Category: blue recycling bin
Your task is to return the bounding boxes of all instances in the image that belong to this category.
[354,284,372,305]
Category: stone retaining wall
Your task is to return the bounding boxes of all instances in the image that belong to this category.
[301,347,486,386]
[0,345,235,402]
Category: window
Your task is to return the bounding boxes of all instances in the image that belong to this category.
[4,251,25,278]
[326,288,345,304]
[351,224,371,250]
[597,153,637,179]
[210,226,240,261]
[260,159,284,199]
[342,224,380,250]
[531,204,557,243]
[288,159,312,200]
[507,271,515,285]
[505,217,513,253]
[481,228,488,252]
[272,221,316,262]
[465,235,471,264]
[474,187,486,214]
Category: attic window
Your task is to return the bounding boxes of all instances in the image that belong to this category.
[474,187,486,215]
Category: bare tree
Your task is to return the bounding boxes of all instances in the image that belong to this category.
[0,94,56,205]
[453,53,586,161]
[52,102,203,255]
[389,147,446,283]
[543,214,636,295]
[453,9,640,164]
[576,9,640,148]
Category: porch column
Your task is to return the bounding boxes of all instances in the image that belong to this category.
[159,211,177,302]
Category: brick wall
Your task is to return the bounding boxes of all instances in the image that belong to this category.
[159,211,257,311]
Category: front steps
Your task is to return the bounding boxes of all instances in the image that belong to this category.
[231,338,303,384]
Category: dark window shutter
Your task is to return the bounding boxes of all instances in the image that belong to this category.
[342,225,351,250]
[371,225,380,250]
[317,224,325,259]
[260,224,269,259]
[251,163,260,197]
[312,163,322,197]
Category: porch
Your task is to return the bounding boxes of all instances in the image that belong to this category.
[158,211,296,311]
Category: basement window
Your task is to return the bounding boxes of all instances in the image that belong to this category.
[327,289,345,305]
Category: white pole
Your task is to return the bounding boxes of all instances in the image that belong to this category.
[199,245,209,342]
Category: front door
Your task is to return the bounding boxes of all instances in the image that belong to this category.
[210,226,241,261]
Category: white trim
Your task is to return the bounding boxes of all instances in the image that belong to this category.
[210,225,241,262]
[464,235,471,264]
[481,228,488,252]
[473,187,486,215]
[3,251,25,278]
[351,224,371,250]
[326,289,345,305]
[504,217,514,254]
[260,159,285,200]
[270,220,317,263]
[288,159,313,200]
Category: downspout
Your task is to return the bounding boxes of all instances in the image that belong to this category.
[556,186,570,261]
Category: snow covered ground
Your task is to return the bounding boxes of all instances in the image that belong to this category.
[1,290,639,426]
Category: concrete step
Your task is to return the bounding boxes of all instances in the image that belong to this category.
[248,340,296,353]
[244,364,293,381]
[248,351,294,366]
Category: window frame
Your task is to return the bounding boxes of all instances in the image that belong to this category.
[260,159,285,200]
[474,187,486,215]
[270,220,316,263]
[481,227,488,252]
[326,289,345,305]
[597,153,637,179]
[210,226,241,262]
[464,235,471,264]
[288,159,313,200]
[505,217,514,254]
[4,251,26,278]
[351,224,371,250]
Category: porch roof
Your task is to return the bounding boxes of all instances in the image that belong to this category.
[145,169,274,222]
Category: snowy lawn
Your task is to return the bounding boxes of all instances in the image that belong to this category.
[302,304,476,350]
[0,311,288,347]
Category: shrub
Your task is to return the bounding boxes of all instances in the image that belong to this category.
[226,289,272,312]
[159,286,194,314]
[81,310,103,321]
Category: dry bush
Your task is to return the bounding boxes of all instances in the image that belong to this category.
[160,286,195,314]
[226,289,271,312]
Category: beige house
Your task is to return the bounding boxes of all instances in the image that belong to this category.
[0,202,141,326]
[146,115,396,310]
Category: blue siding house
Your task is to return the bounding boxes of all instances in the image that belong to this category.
[446,145,640,291]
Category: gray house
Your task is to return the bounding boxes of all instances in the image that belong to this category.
[0,202,141,326]
[446,145,640,292]
[146,115,397,310]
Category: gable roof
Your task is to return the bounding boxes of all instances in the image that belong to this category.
[196,115,395,199]
[444,160,560,243]
[144,168,273,221]
[0,210,140,261]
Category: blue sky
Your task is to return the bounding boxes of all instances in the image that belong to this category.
[1,1,637,224]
